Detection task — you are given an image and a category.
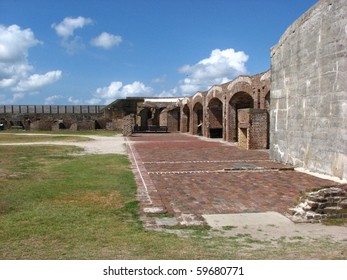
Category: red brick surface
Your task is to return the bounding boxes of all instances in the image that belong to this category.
[127,133,336,217]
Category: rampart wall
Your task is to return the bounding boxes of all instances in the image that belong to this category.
[270,0,347,180]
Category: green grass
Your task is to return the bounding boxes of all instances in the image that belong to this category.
[0,133,90,143]
[222,226,238,231]
[0,143,346,260]
[0,130,120,136]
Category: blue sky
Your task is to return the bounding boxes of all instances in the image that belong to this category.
[0,0,318,105]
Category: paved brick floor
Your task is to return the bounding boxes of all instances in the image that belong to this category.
[126,133,337,221]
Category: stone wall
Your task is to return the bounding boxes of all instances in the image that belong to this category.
[270,0,347,180]
[122,114,135,136]
[0,107,105,131]
[290,184,347,222]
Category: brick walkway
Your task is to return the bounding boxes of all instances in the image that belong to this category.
[126,133,337,226]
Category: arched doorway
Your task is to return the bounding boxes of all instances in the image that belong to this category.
[193,102,203,135]
[229,92,254,142]
[182,104,190,133]
[207,98,223,138]
[139,108,152,130]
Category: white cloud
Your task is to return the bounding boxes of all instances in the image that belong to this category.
[151,75,167,84]
[94,81,153,104]
[0,24,38,87]
[0,24,40,63]
[13,70,62,92]
[178,48,249,94]
[68,96,83,104]
[0,24,62,96]
[158,87,179,97]
[52,16,93,54]
[44,95,64,105]
[91,32,122,49]
[0,92,25,104]
[85,98,102,105]
[52,16,93,38]
[61,36,85,55]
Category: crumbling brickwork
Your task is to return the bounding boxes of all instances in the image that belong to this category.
[0,105,105,131]
[180,70,271,145]
[290,184,347,222]
[122,114,135,136]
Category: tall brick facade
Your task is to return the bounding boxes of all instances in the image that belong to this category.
[179,70,271,145]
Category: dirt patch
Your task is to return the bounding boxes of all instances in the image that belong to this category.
[0,134,127,155]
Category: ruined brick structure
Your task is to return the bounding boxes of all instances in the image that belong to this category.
[1,0,345,180]
[179,71,271,144]
[238,109,269,150]
[0,105,105,131]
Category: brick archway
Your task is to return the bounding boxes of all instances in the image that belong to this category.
[139,108,152,129]
[207,98,223,138]
[181,104,190,133]
[228,92,254,142]
[193,102,203,135]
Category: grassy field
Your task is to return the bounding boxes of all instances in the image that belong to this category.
[0,143,346,259]
[0,130,119,136]
[0,133,90,143]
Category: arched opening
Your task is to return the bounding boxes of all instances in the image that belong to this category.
[229,92,254,142]
[58,122,66,129]
[139,108,152,130]
[193,102,203,136]
[167,107,180,132]
[182,104,190,133]
[208,98,223,138]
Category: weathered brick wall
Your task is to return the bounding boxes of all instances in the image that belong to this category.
[290,184,347,222]
[159,110,168,127]
[238,109,268,150]
[270,0,347,180]
[167,108,180,132]
[122,114,135,136]
[208,102,223,129]
[248,110,268,149]
[184,71,270,142]
[0,105,106,131]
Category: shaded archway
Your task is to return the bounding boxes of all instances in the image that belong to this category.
[181,104,190,133]
[167,107,180,132]
[229,92,254,142]
[139,108,152,130]
[207,98,223,138]
[193,102,203,135]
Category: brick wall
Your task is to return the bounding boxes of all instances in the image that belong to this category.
[167,108,180,132]
[122,114,135,136]
[238,109,268,149]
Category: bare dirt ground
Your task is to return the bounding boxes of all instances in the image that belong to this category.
[1,133,346,245]
[0,133,127,155]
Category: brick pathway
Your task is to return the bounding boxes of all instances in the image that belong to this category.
[126,133,337,226]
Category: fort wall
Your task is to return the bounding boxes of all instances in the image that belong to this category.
[270,0,347,180]
[0,105,105,130]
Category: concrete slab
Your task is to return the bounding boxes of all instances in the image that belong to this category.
[155,217,178,227]
[203,211,293,228]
